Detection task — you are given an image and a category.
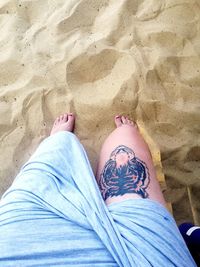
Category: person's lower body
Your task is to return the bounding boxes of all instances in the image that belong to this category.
[0,113,196,267]
[51,113,166,208]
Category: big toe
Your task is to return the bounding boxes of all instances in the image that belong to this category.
[114,115,123,127]
[62,113,68,122]
[67,113,75,127]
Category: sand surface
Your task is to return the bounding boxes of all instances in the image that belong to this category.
[0,0,200,225]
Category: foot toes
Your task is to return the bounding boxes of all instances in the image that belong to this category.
[63,113,68,122]
[127,119,133,125]
[68,113,75,123]
[126,117,137,128]
[50,112,76,135]
[54,117,60,125]
[125,116,130,124]
[121,116,128,124]
[114,115,122,127]
[115,115,134,127]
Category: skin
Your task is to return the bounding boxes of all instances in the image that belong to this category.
[51,113,166,208]
[95,115,166,207]
[50,113,75,135]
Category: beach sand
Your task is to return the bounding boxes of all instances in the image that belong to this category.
[0,0,200,225]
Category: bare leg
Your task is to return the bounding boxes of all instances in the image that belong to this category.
[96,115,166,207]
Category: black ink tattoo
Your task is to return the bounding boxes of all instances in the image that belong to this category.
[99,145,150,200]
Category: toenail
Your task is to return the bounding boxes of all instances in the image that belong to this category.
[115,115,120,118]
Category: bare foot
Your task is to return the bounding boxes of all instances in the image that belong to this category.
[50,113,75,135]
[114,115,137,129]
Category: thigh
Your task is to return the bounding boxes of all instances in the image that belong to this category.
[96,124,166,207]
